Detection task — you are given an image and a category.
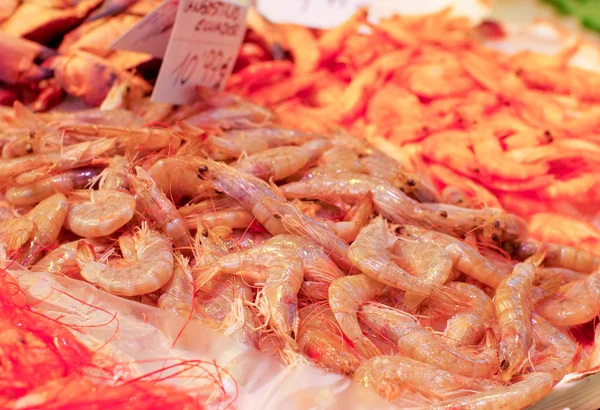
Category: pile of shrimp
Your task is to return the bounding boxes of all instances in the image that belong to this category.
[3,83,600,410]
[231,8,600,254]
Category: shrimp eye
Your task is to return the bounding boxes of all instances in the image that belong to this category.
[28,130,35,138]
[472,167,480,173]
[493,220,500,229]
[491,233,499,242]
[439,210,448,218]
[25,144,33,154]
[407,179,416,187]
[197,165,208,178]
[273,214,281,220]
[500,359,509,370]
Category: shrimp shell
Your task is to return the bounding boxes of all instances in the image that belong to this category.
[77,226,174,296]
[64,189,136,238]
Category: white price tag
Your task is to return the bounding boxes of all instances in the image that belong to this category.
[110,0,178,58]
[151,0,248,104]
[256,0,369,29]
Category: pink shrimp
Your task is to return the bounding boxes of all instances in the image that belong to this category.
[5,168,100,206]
[129,166,192,249]
[297,304,364,376]
[355,355,499,403]
[329,274,386,359]
[195,158,285,235]
[359,303,499,378]
[280,172,506,239]
[260,197,352,272]
[77,224,174,296]
[32,238,109,279]
[494,250,545,381]
[400,225,510,288]
[157,252,194,317]
[530,312,578,381]
[349,217,469,306]
[19,193,69,266]
[147,156,213,203]
[514,241,600,273]
[234,139,331,181]
[535,268,600,327]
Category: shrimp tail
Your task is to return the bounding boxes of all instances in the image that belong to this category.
[528,246,547,267]
[76,240,97,264]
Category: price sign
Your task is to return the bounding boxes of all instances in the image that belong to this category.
[256,0,369,29]
[110,0,178,58]
[152,0,247,104]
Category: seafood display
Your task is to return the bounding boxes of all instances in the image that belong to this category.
[233,8,600,248]
[2,82,600,409]
[2,1,600,409]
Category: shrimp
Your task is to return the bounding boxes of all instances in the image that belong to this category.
[530,313,578,381]
[400,225,510,288]
[32,238,109,279]
[184,102,274,129]
[297,304,363,376]
[535,267,587,286]
[350,217,468,305]
[328,274,386,358]
[260,197,352,271]
[472,136,550,181]
[19,193,68,266]
[195,158,285,235]
[397,170,441,203]
[280,172,504,238]
[64,189,136,238]
[311,146,362,175]
[392,237,453,309]
[441,186,473,208]
[99,155,129,191]
[262,252,304,345]
[194,235,338,344]
[235,139,330,181]
[147,156,213,202]
[529,212,600,256]
[482,213,529,244]
[129,166,192,249]
[157,253,194,317]
[4,168,100,206]
[513,241,600,273]
[206,127,317,160]
[77,224,174,296]
[334,197,374,243]
[494,250,545,381]
[359,303,498,378]
[195,273,260,348]
[0,138,116,183]
[426,282,497,336]
[443,313,487,348]
[0,217,34,258]
[354,356,499,403]
[185,209,255,231]
[61,124,181,153]
[535,269,600,327]
[428,372,554,410]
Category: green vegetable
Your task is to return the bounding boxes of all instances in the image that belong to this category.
[541,0,600,33]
